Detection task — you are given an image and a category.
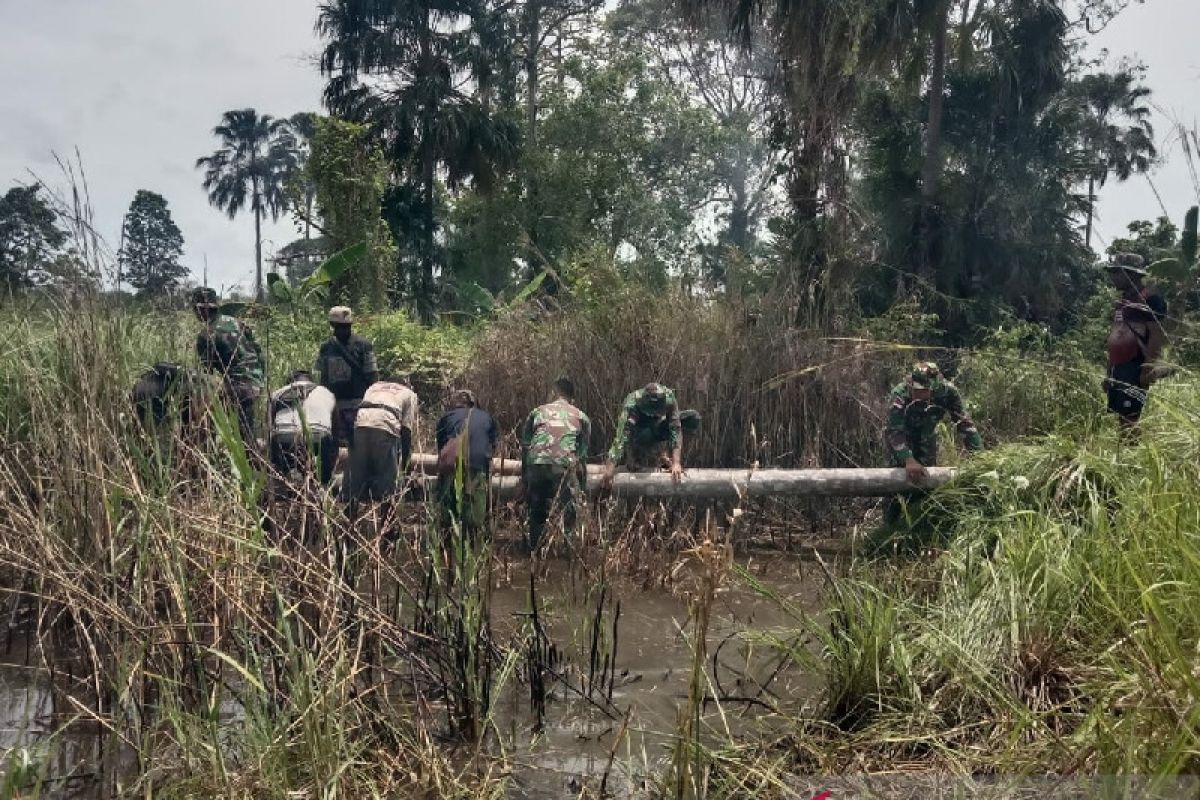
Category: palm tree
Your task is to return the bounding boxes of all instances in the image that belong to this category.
[1073,70,1157,249]
[196,109,298,300]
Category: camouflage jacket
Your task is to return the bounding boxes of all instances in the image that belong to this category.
[314,335,379,401]
[196,315,264,389]
[886,381,982,463]
[607,387,681,463]
[521,399,590,469]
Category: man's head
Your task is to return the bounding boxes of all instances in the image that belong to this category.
[449,388,477,409]
[553,377,576,401]
[288,368,313,384]
[908,361,942,401]
[190,287,219,321]
[328,306,353,342]
[636,382,669,415]
[1106,252,1147,293]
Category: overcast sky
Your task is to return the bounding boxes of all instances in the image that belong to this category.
[1,0,1197,293]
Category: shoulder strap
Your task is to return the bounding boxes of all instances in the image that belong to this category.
[330,338,364,374]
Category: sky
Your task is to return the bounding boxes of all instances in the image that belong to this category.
[0,0,1197,293]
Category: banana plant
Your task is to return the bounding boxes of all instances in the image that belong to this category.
[266,241,368,315]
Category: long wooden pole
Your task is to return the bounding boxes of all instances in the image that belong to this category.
[411,467,957,501]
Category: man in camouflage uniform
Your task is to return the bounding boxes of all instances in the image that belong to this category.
[191,287,264,449]
[1104,252,1170,429]
[520,378,591,552]
[886,361,982,482]
[602,383,700,486]
[314,306,379,447]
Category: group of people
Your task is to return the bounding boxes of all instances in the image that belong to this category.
[132,288,703,549]
[133,255,1169,545]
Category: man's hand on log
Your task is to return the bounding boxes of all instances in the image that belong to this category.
[670,461,684,484]
[905,457,928,483]
[601,462,616,491]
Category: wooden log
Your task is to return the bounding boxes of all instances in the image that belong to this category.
[413,467,957,501]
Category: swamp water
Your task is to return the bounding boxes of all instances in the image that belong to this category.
[0,548,830,798]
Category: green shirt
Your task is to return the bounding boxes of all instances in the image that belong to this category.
[607,387,681,463]
[886,380,982,463]
[196,314,264,389]
[521,398,590,468]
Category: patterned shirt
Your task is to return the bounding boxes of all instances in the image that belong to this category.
[886,381,982,463]
[607,387,681,463]
[521,398,591,468]
[196,314,264,388]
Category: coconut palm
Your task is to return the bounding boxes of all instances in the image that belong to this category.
[196,109,298,300]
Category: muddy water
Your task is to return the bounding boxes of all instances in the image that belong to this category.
[489,555,826,798]
[0,550,828,798]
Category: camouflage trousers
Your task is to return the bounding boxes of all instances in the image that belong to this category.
[524,464,583,551]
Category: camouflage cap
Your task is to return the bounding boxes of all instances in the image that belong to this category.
[909,361,943,388]
[1107,252,1148,276]
[637,382,669,411]
[328,306,353,324]
[190,287,219,308]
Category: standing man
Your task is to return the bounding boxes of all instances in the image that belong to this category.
[191,287,264,449]
[1104,252,1170,429]
[886,361,982,482]
[602,383,700,487]
[314,306,379,448]
[268,369,337,486]
[344,376,419,508]
[520,378,591,552]
[435,389,499,540]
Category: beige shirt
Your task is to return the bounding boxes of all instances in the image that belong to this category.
[355,382,418,437]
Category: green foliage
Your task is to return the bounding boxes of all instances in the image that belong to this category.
[306,118,394,309]
[446,50,727,297]
[118,190,186,297]
[0,184,67,290]
[357,312,471,389]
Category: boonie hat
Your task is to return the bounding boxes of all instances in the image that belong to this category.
[328,306,354,324]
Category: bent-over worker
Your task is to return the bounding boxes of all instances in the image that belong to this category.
[345,376,418,505]
[602,383,700,487]
[1104,252,1170,429]
[886,361,982,482]
[435,389,498,540]
[268,369,337,486]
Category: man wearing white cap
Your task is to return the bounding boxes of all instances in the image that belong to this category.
[314,306,379,447]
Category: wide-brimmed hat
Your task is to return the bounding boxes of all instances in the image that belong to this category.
[328,306,353,324]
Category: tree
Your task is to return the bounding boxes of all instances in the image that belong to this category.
[118,190,187,297]
[318,0,520,321]
[0,184,67,291]
[305,117,394,308]
[1072,66,1156,249]
[195,109,298,301]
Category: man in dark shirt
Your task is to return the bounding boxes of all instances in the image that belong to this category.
[1104,252,1170,430]
[435,389,499,540]
[313,306,379,447]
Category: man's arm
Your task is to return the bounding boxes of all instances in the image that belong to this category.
[519,409,536,465]
[666,402,683,470]
[399,427,412,472]
[945,387,983,451]
[606,394,636,464]
[435,412,451,451]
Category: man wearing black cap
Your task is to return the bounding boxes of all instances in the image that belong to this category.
[1104,252,1170,428]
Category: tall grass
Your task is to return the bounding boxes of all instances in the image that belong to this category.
[705,372,1200,791]
[0,302,504,797]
